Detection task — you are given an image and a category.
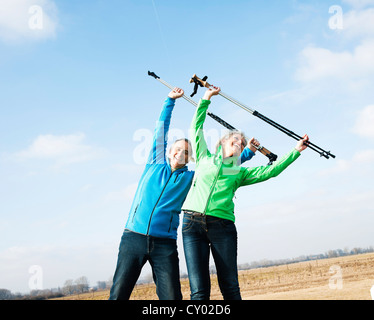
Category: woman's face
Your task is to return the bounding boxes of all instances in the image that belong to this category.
[222,133,246,158]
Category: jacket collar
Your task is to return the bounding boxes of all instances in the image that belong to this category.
[215,145,240,167]
[166,157,188,173]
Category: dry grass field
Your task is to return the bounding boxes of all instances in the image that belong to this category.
[53,252,374,300]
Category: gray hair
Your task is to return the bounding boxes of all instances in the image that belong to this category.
[215,130,248,154]
[170,138,194,162]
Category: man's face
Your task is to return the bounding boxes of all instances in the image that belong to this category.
[168,140,191,170]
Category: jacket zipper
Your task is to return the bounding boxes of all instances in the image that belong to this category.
[203,156,223,214]
[168,214,173,233]
[146,173,173,236]
[174,174,178,183]
[132,203,139,222]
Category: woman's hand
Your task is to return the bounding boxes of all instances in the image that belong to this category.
[295,134,309,152]
[203,86,221,100]
[168,87,184,99]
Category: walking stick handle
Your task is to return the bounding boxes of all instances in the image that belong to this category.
[190,74,210,88]
[251,145,278,165]
[258,146,272,156]
[189,74,197,84]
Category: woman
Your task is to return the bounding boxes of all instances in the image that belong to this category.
[181,86,309,300]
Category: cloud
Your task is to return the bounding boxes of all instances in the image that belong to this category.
[320,148,374,176]
[352,105,374,139]
[319,105,374,176]
[0,0,58,43]
[353,149,374,162]
[342,8,374,38]
[15,133,104,167]
[343,0,374,9]
[295,39,374,83]
[0,243,117,293]
[295,5,374,87]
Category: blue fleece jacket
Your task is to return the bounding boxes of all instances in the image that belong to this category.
[125,97,255,240]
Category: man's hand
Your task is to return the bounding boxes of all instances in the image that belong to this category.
[248,137,260,153]
[168,87,184,99]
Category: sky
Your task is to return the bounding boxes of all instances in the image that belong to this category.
[0,0,374,294]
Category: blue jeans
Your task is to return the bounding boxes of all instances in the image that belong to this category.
[109,230,182,300]
[182,213,241,300]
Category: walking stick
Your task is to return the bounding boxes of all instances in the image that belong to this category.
[190,74,336,160]
[148,71,278,165]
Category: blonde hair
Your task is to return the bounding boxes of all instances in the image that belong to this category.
[215,130,248,154]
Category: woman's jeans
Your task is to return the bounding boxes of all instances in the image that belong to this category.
[182,213,241,300]
[109,229,182,300]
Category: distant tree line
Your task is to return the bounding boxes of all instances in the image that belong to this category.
[1,246,373,300]
[0,276,112,300]
[61,276,89,295]
[0,288,64,300]
[237,246,374,271]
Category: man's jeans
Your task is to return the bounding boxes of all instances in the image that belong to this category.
[109,230,182,300]
[182,213,241,300]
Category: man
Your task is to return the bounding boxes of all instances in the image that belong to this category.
[109,88,256,300]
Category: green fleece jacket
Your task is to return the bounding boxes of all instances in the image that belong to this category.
[181,99,301,222]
